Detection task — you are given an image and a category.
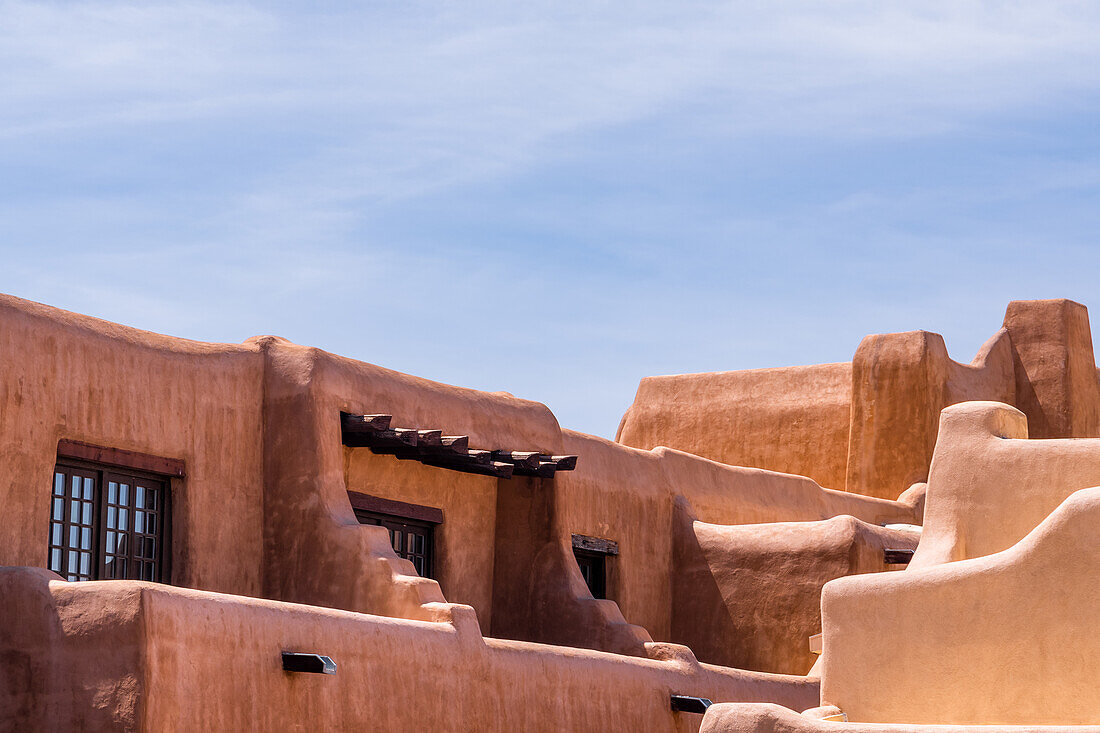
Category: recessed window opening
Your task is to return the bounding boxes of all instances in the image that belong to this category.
[347,491,442,580]
[573,549,607,599]
[48,441,178,583]
[355,511,434,578]
[571,533,619,601]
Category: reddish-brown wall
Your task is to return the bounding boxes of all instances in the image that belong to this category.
[0,568,821,732]
[617,363,852,491]
[0,292,925,681]
[343,450,498,630]
[845,328,1015,498]
[674,516,917,675]
[0,294,265,596]
[1003,298,1100,439]
[619,300,1100,501]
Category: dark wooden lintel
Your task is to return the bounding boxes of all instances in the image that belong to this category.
[546,455,578,471]
[416,430,442,447]
[515,461,557,478]
[511,454,579,477]
[347,490,444,524]
[57,439,185,478]
[572,533,619,556]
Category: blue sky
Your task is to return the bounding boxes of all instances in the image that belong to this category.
[3,1,1100,437]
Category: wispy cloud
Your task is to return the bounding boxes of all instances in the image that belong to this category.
[3,2,1100,436]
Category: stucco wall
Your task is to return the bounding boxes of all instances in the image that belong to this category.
[546,436,920,669]
[257,335,562,625]
[0,294,265,596]
[915,400,1100,568]
[343,449,498,630]
[0,567,820,732]
[700,702,1100,733]
[820,486,1100,725]
[617,363,852,491]
[675,516,917,675]
[0,292,925,682]
[618,299,1100,502]
[845,328,1015,499]
[555,431,676,641]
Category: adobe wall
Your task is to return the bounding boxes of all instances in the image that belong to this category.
[542,434,920,669]
[674,517,917,675]
[554,431,676,641]
[820,486,1100,725]
[256,336,561,625]
[700,702,1100,733]
[0,294,265,596]
[0,291,926,680]
[343,449,498,630]
[0,568,821,732]
[616,363,852,491]
[618,299,1100,501]
[915,401,1100,567]
[844,328,1015,498]
[1004,299,1100,438]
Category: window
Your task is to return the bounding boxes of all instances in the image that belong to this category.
[347,491,442,579]
[571,533,619,600]
[48,441,177,583]
[573,549,606,599]
[355,512,434,578]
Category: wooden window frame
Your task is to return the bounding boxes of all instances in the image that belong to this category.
[347,491,440,579]
[49,442,176,584]
[571,533,618,600]
[57,439,185,478]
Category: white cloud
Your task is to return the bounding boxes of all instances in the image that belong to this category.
[3,1,1100,437]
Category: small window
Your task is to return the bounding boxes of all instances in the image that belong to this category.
[571,533,619,600]
[48,444,175,583]
[355,511,435,579]
[347,491,442,580]
[573,549,606,599]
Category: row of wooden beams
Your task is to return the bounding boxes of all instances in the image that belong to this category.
[340,412,578,479]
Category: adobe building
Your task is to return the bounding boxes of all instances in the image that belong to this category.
[0,291,1097,731]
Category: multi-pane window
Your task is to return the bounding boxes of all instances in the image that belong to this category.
[48,461,170,583]
[355,510,434,578]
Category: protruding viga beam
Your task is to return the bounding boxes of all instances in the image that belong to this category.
[339,412,578,478]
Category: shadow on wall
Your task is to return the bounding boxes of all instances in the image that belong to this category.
[673,504,918,676]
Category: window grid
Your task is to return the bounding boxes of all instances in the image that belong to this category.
[48,461,169,583]
[48,467,98,581]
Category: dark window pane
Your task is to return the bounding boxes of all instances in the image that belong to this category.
[48,463,169,584]
[353,509,435,579]
[574,549,607,599]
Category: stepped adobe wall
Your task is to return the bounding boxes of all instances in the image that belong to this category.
[618,299,1100,499]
